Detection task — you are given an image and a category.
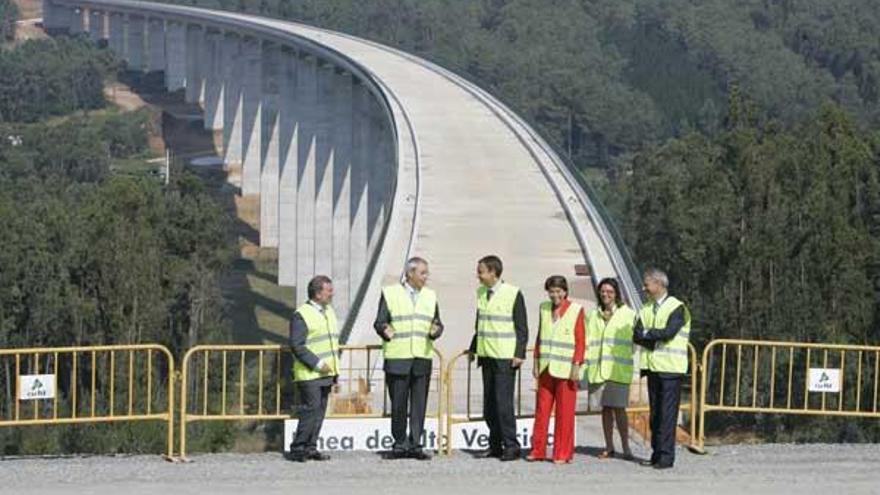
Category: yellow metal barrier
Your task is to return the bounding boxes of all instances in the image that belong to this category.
[444,344,699,455]
[179,344,444,459]
[0,344,175,458]
[697,339,880,451]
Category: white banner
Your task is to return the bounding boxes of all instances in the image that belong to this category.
[284,417,565,452]
[18,374,56,400]
[808,368,841,393]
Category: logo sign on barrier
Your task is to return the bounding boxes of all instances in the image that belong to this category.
[18,374,56,400]
[284,418,562,451]
[808,368,841,393]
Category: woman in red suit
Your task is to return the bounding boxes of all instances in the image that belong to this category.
[527,275,586,464]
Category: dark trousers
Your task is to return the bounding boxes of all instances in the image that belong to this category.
[647,372,682,466]
[386,371,431,451]
[481,361,520,452]
[291,379,332,454]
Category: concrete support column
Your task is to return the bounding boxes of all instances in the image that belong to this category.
[240,38,263,195]
[148,18,166,73]
[88,9,105,42]
[291,54,319,301]
[126,15,146,72]
[164,21,186,91]
[277,50,301,285]
[68,6,85,35]
[260,44,282,248]
[42,0,66,34]
[331,71,354,315]
[367,98,393,258]
[348,80,371,300]
[108,12,125,56]
[222,32,243,168]
[313,63,336,288]
[184,25,204,104]
[202,29,224,130]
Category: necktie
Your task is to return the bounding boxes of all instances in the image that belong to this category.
[487,289,494,301]
[653,302,660,314]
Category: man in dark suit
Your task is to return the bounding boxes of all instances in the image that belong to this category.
[467,255,529,461]
[633,268,692,470]
[374,257,443,460]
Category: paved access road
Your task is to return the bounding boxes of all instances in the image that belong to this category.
[3,442,877,495]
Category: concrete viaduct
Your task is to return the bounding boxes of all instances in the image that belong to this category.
[42,0,641,355]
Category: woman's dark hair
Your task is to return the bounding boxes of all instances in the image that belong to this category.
[544,275,569,295]
[595,277,623,310]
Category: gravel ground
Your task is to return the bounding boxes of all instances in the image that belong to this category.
[2,440,878,495]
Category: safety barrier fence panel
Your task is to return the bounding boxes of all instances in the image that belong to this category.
[443,344,699,455]
[697,339,880,450]
[0,344,175,458]
[179,344,444,459]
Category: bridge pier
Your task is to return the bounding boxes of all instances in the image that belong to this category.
[148,19,166,73]
[222,32,243,171]
[126,15,146,72]
[108,12,125,57]
[202,29,224,130]
[331,70,354,314]
[240,38,263,196]
[313,63,336,295]
[259,44,282,249]
[184,25,203,104]
[292,54,319,304]
[67,6,84,35]
[349,80,372,301]
[164,21,186,91]
[277,50,301,286]
[88,9,105,42]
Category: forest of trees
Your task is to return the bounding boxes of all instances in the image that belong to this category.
[0,37,235,454]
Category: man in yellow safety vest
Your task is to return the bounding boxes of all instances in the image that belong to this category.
[374,257,443,460]
[468,255,529,461]
[633,268,692,470]
[288,275,340,462]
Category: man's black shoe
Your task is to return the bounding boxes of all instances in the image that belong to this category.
[500,449,521,462]
[386,449,409,460]
[409,449,432,461]
[639,459,656,467]
[476,449,503,459]
[308,451,330,461]
[653,463,673,470]
[286,452,308,463]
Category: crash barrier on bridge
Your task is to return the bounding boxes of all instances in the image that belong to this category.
[442,344,700,455]
[178,344,444,459]
[0,344,176,458]
[697,339,880,451]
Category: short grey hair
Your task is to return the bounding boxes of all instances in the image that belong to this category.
[643,268,669,288]
[405,257,428,274]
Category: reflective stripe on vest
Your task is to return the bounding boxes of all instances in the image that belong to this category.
[475,283,519,359]
[293,303,340,382]
[638,296,691,374]
[537,301,582,379]
[382,284,437,360]
[585,305,636,385]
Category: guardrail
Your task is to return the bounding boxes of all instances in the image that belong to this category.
[697,339,880,451]
[0,344,175,459]
[178,344,444,459]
